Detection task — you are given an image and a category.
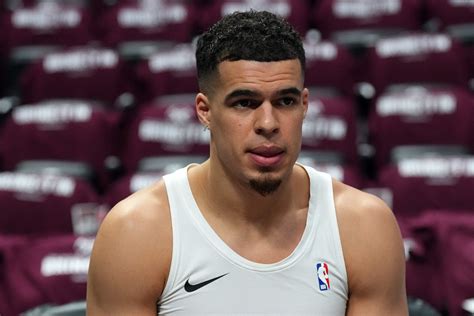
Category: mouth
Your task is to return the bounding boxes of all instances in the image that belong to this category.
[247,145,285,167]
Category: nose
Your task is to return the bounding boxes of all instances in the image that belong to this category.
[254,102,279,136]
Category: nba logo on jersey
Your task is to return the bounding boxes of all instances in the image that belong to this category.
[316,262,330,291]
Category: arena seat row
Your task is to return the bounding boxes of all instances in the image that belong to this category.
[1,154,474,239]
[1,0,473,99]
[0,93,357,186]
[367,154,474,218]
[1,30,471,109]
[1,31,472,186]
[1,0,473,51]
[1,83,473,178]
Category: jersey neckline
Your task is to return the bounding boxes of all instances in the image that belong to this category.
[179,163,321,272]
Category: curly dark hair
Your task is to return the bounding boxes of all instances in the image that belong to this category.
[196,10,306,94]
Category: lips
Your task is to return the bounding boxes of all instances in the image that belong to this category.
[248,145,285,167]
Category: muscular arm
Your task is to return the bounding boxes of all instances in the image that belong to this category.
[87,183,172,315]
[334,182,408,315]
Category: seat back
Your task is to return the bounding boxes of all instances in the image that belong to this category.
[134,42,198,102]
[298,154,364,188]
[304,40,356,96]
[98,0,195,57]
[401,209,474,316]
[122,95,210,172]
[368,33,469,93]
[19,47,132,105]
[368,86,474,168]
[1,235,93,315]
[4,2,92,53]
[202,0,310,36]
[425,0,474,31]
[0,100,121,189]
[302,94,358,165]
[0,172,100,235]
[378,155,474,216]
[312,0,423,48]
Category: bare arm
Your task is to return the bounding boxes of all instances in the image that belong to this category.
[335,182,408,315]
[87,183,172,315]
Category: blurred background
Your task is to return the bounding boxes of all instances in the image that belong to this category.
[0,0,473,315]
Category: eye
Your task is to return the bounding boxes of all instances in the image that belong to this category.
[278,97,296,107]
[233,99,259,109]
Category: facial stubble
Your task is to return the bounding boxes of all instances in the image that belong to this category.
[248,166,282,197]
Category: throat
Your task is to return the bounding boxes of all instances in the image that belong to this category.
[221,208,309,264]
[188,161,311,263]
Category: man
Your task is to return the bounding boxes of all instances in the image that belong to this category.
[87,11,408,315]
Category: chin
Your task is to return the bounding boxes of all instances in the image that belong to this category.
[255,165,278,173]
[248,175,282,197]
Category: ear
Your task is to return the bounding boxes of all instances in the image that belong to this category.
[196,92,211,127]
[302,88,309,118]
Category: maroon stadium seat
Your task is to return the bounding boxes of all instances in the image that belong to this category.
[104,171,164,209]
[398,214,445,314]
[400,209,474,316]
[304,40,356,96]
[0,234,28,316]
[440,212,474,316]
[0,100,120,189]
[298,154,364,188]
[122,94,210,173]
[134,42,198,102]
[368,86,474,168]
[464,44,474,91]
[425,0,474,42]
[104,154,206,208]
[3,1,93,53]
[0,234,94,315]
[202,0,310,37]
[302,94,358,166]
[368,33,470,94]
[378,155,474,217]
[98,0,196,57]
[0,172,100,235]
[19,46,133,105]
[312,0,423,48]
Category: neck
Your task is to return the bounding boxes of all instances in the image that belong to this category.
[190,160,305,226]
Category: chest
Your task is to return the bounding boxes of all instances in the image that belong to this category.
[158,257,348,315]
[206,210,309,265]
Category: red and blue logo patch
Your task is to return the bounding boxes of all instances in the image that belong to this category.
[316,262,331,291]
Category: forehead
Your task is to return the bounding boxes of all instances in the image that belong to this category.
[215,59,304,95]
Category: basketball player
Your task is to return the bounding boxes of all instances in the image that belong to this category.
[87,11,408,315]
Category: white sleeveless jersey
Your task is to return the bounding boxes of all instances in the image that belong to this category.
[158,165,348,315]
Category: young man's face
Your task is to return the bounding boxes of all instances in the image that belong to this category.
[197,59,308,195]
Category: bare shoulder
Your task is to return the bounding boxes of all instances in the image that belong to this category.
[332,180,408,315]
[101,179,171,238]
[87,180,172,315]
[332,180,400,273]
[332,179,398,238]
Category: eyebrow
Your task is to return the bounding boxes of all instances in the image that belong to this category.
[276,87,302,97]
[224,89,260,103]
[224,87,302,103]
